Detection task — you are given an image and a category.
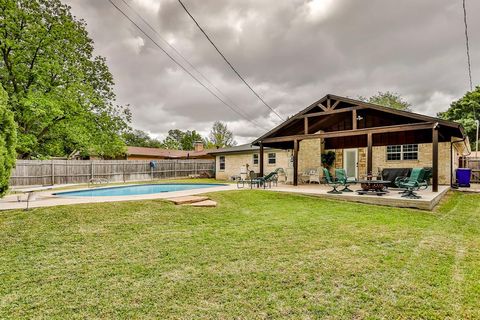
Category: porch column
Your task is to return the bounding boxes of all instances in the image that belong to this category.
[293,139,299,186]
[432,125,439,192]
[367,133,373,175]
[259,142,264,177]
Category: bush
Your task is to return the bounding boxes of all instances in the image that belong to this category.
[0,88,17,197]
[321,151,336,169]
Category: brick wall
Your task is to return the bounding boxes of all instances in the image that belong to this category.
[215,149,290,180]
[298,139,322,173]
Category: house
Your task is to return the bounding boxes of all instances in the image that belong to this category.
[246,94,469,192]
[125,142,214,160]
[208,144,290,180]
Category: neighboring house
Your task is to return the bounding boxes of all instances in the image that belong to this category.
[249,94,470,191]
[208,144,290,180]
[125,142,214,160]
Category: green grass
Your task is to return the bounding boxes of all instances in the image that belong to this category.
[1,191,479,319]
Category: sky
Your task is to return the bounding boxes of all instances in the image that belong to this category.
[63,0,480,144]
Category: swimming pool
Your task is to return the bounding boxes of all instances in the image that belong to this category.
[54,183,226,197]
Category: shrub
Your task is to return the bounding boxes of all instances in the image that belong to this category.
[0,88,17,197]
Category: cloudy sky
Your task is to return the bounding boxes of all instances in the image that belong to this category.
[64,0,479,144]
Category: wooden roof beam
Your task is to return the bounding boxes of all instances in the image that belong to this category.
[297,106,366,118]
[260,122,435,144]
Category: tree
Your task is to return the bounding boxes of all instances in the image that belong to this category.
[0,0,130,159]
[439,86,480,149]
[207,121,236,148]
[0,87,17,197]
[161,129,204,150]
[359,91,412,111]
[122,129,162,148]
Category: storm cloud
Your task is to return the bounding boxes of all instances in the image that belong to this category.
[64,0,480,143]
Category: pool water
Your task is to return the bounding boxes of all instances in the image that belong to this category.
[54,183,225,197]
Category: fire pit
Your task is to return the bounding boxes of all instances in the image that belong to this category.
[357,180,390,196]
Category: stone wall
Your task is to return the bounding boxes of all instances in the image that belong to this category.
[323,142,457,184]
[371,142,452,184]
[298,139,322,173]
[215,149,290,180]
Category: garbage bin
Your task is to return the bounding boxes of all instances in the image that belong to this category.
[456,168,472,187]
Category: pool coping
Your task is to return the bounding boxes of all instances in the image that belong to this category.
[0,183,237,211]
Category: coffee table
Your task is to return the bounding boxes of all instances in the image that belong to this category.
[356,180,390,196]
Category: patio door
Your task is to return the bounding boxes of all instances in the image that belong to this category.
[343,149,358,178]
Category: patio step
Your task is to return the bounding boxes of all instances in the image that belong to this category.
[167,196,210,205]
[187,200,217,207]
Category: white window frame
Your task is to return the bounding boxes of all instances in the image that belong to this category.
[219,156,225,171]
[386,144,418,161]
[268,153,276,165]
[253,154,259,166]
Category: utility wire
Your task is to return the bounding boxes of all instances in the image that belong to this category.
[107,0,266,131]
[462,0,473,91]
[118,0,265,129]
[177,0,285,122]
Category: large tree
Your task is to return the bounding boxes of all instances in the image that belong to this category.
[0,86,16,197]
[161,129,204,150]
[122,129,162,148]
[359,91,412,111]
[439,86,480,149]
[207,121,236,148]
[0,0,130,159]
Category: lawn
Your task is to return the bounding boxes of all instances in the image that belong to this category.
[1,190,479,319]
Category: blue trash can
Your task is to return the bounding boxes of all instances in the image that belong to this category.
[456,168,472,187]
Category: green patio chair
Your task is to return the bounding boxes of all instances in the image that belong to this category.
[334,168,357,192]
[395,168,426,199]
[322,168,342,194]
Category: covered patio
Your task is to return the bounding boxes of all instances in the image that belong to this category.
[252,94,468,197]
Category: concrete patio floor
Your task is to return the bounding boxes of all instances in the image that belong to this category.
[267,183,450,210]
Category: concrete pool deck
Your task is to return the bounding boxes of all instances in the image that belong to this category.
[0,183,237,211]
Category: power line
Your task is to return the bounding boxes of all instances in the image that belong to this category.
[117,0,265,129]
[462,0,473,91]
[106,0,266,131]
[177,0,285,122]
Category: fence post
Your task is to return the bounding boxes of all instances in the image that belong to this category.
[174,160,177,178]
[51,161,55,185]
[123,162,126,183]
[91,161,94,180]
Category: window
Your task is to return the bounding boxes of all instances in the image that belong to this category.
[219,156,225,170]
[253,154,259,165]
[268,153,276,165]
[387,144,418,161]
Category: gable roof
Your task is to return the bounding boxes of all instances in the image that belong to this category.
[207,144,275,155]
[252,94,465,145]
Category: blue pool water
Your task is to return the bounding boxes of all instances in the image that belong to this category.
[54,183,225,197]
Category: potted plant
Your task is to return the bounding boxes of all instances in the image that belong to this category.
[321,151,336,169]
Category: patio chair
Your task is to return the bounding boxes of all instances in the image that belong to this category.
[322,168,342,194]
[395,168,426,199]
[334,168,357,192]
[237,170,262,189]
[258,171,278,188]
[309,168,321,184]
[299,168,312,184]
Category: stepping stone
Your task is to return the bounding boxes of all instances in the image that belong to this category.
[167,196,209,205]
[188,200,217,207]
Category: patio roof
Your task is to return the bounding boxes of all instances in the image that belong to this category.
[251,94,468,191]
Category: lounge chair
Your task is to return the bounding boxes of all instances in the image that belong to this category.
[395,168,426,199]
[237,170,261,189]
[322,168,342,194]
[334,168,357,192]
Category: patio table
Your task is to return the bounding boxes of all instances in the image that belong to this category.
[356,180,390,196]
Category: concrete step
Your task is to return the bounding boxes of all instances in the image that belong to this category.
[187,200,217,207]
[167,196,210,205]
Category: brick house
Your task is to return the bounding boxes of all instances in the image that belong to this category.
[125,142,214,160]
[214,94,469,191]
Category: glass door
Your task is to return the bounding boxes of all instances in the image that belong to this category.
[343,149,358,178]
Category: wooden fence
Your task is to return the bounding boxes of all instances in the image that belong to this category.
[9,159,215,186]
[462,157,480,183]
